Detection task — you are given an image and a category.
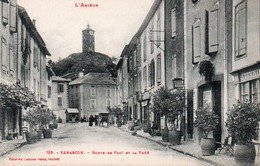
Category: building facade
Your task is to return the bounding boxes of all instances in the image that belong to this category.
[116,45,129,122]
[69,73,116,119]
[0,2,52,140]
[229,0,260,106]
[52,76,70,122]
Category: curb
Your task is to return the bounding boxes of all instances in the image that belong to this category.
[118,127,224,166]
[0,141,27,157]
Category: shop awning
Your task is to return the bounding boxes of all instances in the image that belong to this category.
[65,108,79,114]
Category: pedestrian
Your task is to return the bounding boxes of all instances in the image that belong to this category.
[89,115,94,126]
[94,115,98,126]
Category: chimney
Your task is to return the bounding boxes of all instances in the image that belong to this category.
[78,72,84,78]
[32,19,36,26]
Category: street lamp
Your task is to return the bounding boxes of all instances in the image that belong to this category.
[172,78,184,89]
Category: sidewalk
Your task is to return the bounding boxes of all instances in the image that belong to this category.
[118,125,260,166]
[0,136,27,157]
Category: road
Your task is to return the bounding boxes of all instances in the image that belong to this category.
[0,123,211,166]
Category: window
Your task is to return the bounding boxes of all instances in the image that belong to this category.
[106,99,111,108]
[57,83,64,93]
[48,86,51,98]
[106,86,111,97]
[58,97,62,106]
[1,37,7,74]
[90,99,96,108]
[34,46,39,68]
[240,80,260,103]
[2,1,8,26]
[143,66,147,90]
[150,20,154,53]
[157,54,161,83]
[192,20,201,64]
[171,8,176,38]
[90,85,96,96]
[10,0,17,33]
[205,7,219,54]
[138,71,141,91]
[251,80,258,103]
[149,60,155,87]
[235,1,247,57]
[157,9,161,46]
[143,33,147,62]
[133,50,137,68]
[9,46,14,76]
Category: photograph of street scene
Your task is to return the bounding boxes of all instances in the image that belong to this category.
[0,0,260,166]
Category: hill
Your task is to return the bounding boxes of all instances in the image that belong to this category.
[50,52,117,80]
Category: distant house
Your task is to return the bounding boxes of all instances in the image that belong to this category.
[52,76,71,122]
[69,72,116,119]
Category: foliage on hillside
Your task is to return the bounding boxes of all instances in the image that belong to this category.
[49,52,117,80]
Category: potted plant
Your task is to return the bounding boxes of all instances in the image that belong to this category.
[194,106,219,156]
[226,101,260,166]
[198,60,214,83]
[40,109,54,138]
[23,106,42,144]
[153,87,185,144]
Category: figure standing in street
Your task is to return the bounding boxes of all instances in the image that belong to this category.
[89,115,94,126]
[94,115,98,126]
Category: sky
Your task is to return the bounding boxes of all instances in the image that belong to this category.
[17,0,155,62]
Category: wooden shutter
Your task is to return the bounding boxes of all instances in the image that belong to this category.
[192,20,201,64]
[208,8,218,53]
[2,2,8,25]
[235,1,247,57]
[171,8,176,38]
[10,0,17,33]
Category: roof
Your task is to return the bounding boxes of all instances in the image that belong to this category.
[65,108,79,114]
[18,6,51,56]
[129,0,162,43]
[82,24,95,32]
[69,72,116,86]
[52,76,71,82]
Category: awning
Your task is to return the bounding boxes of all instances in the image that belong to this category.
[65,108,79,114]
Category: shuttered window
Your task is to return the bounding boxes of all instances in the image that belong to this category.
[10,0,17,33]
[235,0,247,57]
[143,33,147,62]
[90,99,96,108]
[205,7,219,54]
[58,97,62,106]
[9,46,14,76]
[157,9,161,46]
[2,1,8,26]
[192,20,201,64]
[157,53,161,84]
[171,8,176,38]
[1,37,8,74]
[143,66,147,91]
[150,20,154,54]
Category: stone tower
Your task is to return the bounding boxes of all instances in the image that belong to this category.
[82,24,95,53]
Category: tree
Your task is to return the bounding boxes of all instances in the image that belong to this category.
[153,87,185,130]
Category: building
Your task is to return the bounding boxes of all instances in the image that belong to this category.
[69,73,116,119]
[229,0,260,108]
[51,76,71,122]
[164,0,185,135]
[184,0,230,143]
[82,24,95,53]
[116,45,129,122]
[0,0,19,140]
[117,0,165,127]
[0,2,52,140]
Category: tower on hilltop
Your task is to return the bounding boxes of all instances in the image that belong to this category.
[82,24,95,53]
